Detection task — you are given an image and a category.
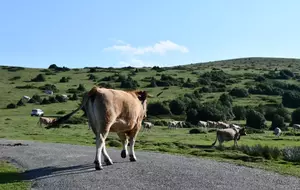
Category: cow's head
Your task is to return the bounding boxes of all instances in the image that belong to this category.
[239,128,247,136]
[135,91,149,118]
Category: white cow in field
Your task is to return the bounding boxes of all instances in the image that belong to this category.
[273,127,282,138]
[212,127,247,147]
[229,123,241,130]
[22,96,31,102]
[217,121,230,129]
[168,121,185,129]
[143,121,154,131]
[198,120,208,128]
[207,121,218,128]
[292,124,300,132]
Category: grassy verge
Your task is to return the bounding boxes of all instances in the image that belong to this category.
[1,115,299,178]
[0,160,30,190]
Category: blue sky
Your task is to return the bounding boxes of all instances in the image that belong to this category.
[0,0,300,68]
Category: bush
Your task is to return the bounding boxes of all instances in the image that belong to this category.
[55,95,67,103]
[6,103,17,109]
[189,128,207,134]
[31,94,42,103]
[16,99,25,106]
[282,91,300,108]
[77,84,86,92]
[31,74,46,82]
[49,97,59,103]
[56,110,66,114]
[88,74,97,80]
[291,108,300,125]
[59,77,69,83]
[15,84,36,89]
[120,76,139,89]
[270,114,286,131]
[41,98,51,105]
[282,147,300,162]
[246,109,266,129]
[39,84,59,93]
[232,106,246,120]
[69,93,79,101]
[229,88,249,97]
[147,102,170,116]
[9,76,21,81]
[238,144,281,160]
[169,99,186,115]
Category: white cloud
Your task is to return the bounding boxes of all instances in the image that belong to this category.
[118,59,157,68]
[104,40,189,55]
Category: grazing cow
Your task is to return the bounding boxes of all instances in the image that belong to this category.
[273,127,282,138]
[37,117,57,127]
[168,121,185,129]
[49,87,151,170]
[198,121,208,128]
[22,96,31,102]
[217,121,230,129]
[207,120,218,128]
[143,121,154,131]
[211,127,247,147]
[292,124,300,132]
[229,123,241,130]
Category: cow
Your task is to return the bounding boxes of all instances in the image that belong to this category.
[37,117,57,127]
[273,127,282,138]
[198,121,208,128]
[45,90,53,95]
[211,127,247,147]
[292,124,300,132]
[168,121,185,129]
[49,87,151,170]
[229,123,241,130]
[22,96,31,102]
[207,120,218,128]
[217,121,230,129]
[143,121,154,131]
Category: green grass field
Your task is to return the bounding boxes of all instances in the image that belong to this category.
[1,57,300,184]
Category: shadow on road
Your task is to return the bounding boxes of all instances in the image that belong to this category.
[1,161,124,185]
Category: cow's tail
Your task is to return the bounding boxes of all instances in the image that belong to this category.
[211,134,218,146]
[49,87,97,127]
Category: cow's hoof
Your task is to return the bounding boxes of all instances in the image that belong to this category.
[121,150,127,158]
[95,165,103,170]
[129,155,136,162]
[105,159,113,165]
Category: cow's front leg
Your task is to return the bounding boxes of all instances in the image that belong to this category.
[117,132,128,158]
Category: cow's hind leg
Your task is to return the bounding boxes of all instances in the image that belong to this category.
[127,126,141,162]
[117,132,128,158]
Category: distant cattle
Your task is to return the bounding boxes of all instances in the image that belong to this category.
[229,124,241,130]
[168,121,185,129]
[198,121,208,128]
[212,127,247,147]
[22,96,31,102]
[217,121,230,129]
[207,121,218,128]
[61,94,68,100]
[273,127,282,138]
[292,124,300,132]
[143,121,154,131]
[45,90,53,95]
[37,117,57,127]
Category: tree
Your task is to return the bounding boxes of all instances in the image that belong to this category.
[232,106,246,120]
[229,88,249,97]
[31,74,45,82]
[169,99,186,115]
[246,109,266,129]
[270,114,286,131]
[291,108,300,125]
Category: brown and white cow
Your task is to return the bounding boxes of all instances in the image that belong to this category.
[211,127,247,147]
[217,121,230,129]
[37,117,57,127]
[49,87,151,170]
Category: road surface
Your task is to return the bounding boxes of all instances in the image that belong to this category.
[0,139,299,190]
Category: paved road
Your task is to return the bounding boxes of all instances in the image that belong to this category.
[0,139,299,190]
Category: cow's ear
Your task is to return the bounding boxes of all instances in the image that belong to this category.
[136,91,147,101]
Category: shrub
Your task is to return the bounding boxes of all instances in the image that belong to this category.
[120,76,139,89]
[254,75,266,82]
[229,88,249,97]
[232,106,246,120]
[189,128,207,134]
[88,74,97,80]
[282,91,300,108]
[77,84,86,92]
[39,84,59,93]
[238,144,281,160]
[169,99,186,115]
[270,114,286,131]
[246,109,266,129]
[69,93,78,101]
[147,102,170,116]
[291,108,300,125]
[282,147,300,162]
[16,99,25,106]
[59,77,69,83]
[55,95,67,103]
[31,74,46,82]
[15,84,36,89]
[279,69,295,79]
[56,110,66,114]
[49,96,59,103]
[6,103,17,109]
[9,76,21,81]
[41,98,51,105]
